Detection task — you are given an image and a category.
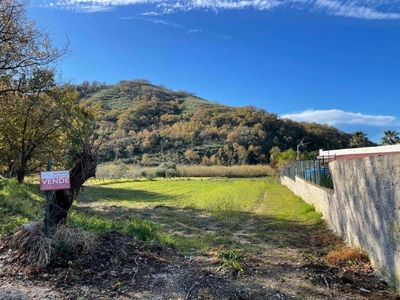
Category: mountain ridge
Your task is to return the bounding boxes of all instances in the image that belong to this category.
[76,79,356,165]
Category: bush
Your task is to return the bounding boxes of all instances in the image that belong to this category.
[154,162,177,178]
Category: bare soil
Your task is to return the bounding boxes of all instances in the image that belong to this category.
[1,204,399,300]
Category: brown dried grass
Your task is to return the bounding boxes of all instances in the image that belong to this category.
[10,223,95,267]
[177,165,276,177]
[317,232,343,248]
[325,247,369,266]
[52,224,95,251]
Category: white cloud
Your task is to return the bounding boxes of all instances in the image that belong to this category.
[315,0,400,20]
[75,5,115,12]
[280,109,397,126]
[41,0,400,20]
[119,16,182,27]
[150,18,169,24]
[187,29,203,33]
[141,8,175,15]
[141,11,162,15]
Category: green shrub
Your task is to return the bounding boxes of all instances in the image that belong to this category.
[217,248,245,272]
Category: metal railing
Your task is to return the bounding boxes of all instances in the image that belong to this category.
[281,158,334,189]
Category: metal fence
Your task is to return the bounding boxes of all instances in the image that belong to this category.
[281,158,334,189]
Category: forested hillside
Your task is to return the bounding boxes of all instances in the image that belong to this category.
[77,79,352,166]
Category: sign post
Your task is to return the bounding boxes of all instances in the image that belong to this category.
[40,161,70,237]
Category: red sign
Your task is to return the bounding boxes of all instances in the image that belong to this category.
[40,171,70,191]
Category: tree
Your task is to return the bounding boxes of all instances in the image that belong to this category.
[0,0,68,95]
[275,148,296,168]
[0,0,75,183]
[0,0,97,226]
[184,148,200,164]
[0,81,89,183]
[301,150,316,160]
[269,146,281,163]
[381,130,400,145]
[49,127,99,225]
[349,131,368,148]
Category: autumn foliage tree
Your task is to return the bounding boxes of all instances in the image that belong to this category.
[0,72,84,183]
[0,0,68,94]
[0,0,98,225]
[0,0,72,183]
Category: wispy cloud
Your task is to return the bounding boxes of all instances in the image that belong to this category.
[118,16,181,27]
[141,11,162,16]
[141,8,175,16]
[281,109,397,126]
[315,0,400,20]
[187,29,203,33]
[43,0,400,19]
[75,5,115,12]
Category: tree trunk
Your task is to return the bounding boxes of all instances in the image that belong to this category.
[16,169,25,184]
[48,151,97,226]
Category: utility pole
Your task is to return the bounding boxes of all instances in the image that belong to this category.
[297,139,311,160]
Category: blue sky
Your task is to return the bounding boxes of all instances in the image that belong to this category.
[27,0,400,144]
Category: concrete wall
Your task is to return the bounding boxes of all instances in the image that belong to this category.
[281,154,400,289]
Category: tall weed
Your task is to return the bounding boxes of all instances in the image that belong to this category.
[94,163,276,180]
[177,165,276,177]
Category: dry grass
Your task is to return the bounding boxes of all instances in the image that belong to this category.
[10,223,53,267]
[52,224,95,251]
[316,231,343,248]
[176,165,276,177]
[325,247,369,266]
[10,223,95,267]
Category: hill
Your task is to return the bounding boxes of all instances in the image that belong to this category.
[76,79,353,166]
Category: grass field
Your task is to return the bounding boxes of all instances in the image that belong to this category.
[0,177,324,251]
[4,177,390,300]
[69,177,323,253]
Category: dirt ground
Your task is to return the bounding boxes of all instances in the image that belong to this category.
[1,204,399,300]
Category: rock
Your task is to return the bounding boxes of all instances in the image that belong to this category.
[21,222,40,231]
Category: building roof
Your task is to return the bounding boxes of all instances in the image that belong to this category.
[318,145,400,161]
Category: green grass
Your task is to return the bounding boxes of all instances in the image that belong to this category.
[0,176,324,257]
[0,179,44,234]
[70,177,323,252]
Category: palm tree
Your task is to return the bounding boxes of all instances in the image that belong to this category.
[381,130,400,145]
[349,131,368,148]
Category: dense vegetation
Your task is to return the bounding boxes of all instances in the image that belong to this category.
[0,0,97,226]
[77,80,353,166]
